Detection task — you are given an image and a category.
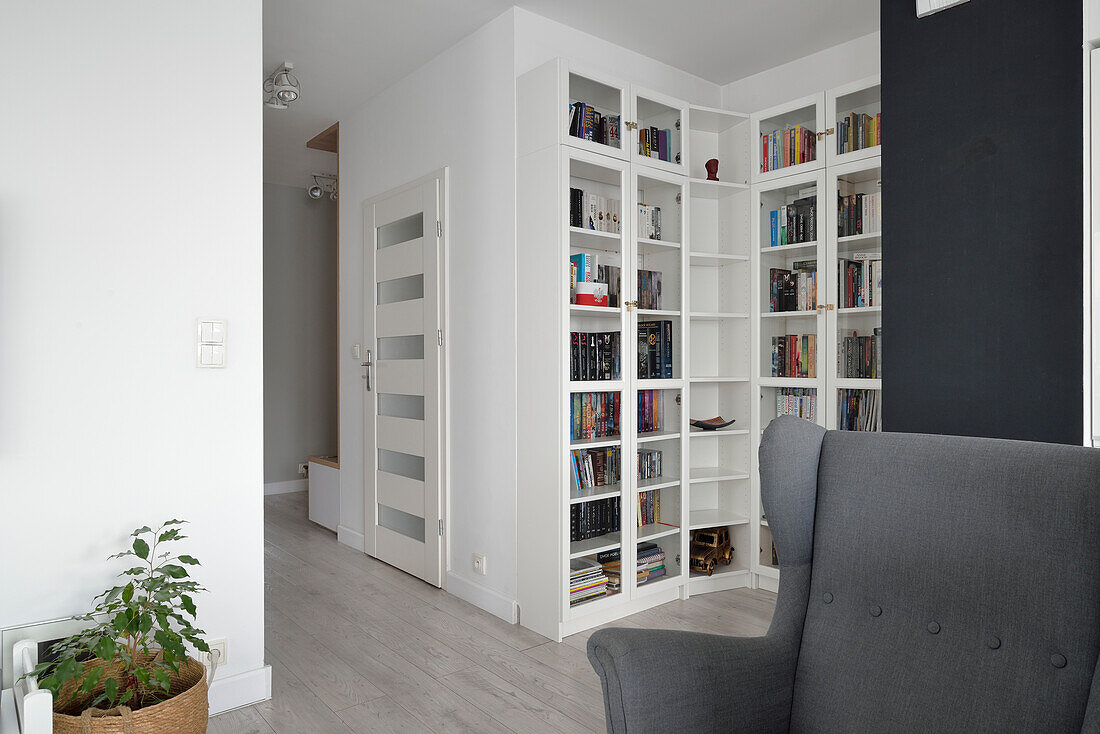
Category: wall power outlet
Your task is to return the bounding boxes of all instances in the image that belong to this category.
[198,637,228,669]
[472,553,487,575]
[298,463,308,476]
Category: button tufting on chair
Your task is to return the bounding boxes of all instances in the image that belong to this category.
[869,605,882,617]
[1051,654,1067,669]
[822,592,833,604]
[987,636,1001,650]
[927,621,940,634]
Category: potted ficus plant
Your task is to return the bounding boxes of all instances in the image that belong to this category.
[23,520,213,733]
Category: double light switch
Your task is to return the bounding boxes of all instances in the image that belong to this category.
[197,319,227,368]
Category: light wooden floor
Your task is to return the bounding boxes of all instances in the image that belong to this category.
[210,492,775,734]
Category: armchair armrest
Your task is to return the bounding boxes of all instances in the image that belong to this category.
[587,627,797,734]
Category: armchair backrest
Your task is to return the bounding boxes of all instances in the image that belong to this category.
[760,417,1100,733]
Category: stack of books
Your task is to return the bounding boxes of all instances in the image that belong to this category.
[636,390,665,433]
[776,388,816,421]
[569,558,609,606]
[637,489,662,527]
[840,253,881,308]
[637,448,662,480]
[570,447,620,492]
[597,542,667,590]
[770,335,817,378]
[769,263,817,312]
[837,111,881,154]
[839,328,882,379]
[569,187,622,233]
[570,331,621,381]
[838,389,881,431]
[769,195,817,246]
[837,189,882,237]
[570,253,621,307]
[568,103,621,149]
[761,125,816,173]
[638,127,675,162]
[638,203,663,239]
[570,392,620,441]
[570,496,620,541]
[636,269,662,309]
[637,320,673,378]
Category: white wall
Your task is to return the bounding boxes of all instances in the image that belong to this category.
[722,32,881,112]
[0,1,268,712]
[264,183,338,485]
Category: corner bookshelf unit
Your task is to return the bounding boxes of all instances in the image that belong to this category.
[518,58,755,640]
[749,81,883,593]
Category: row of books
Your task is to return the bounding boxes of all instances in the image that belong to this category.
[570,447,620,492]
[837,111,881,155]
[637,390,666,434]
[637,448,663,480]
[570,496,620,542]
[570,392,620,441]
[596,542,667,591]
[839,328,882,379]
[637,269,663,310]
[840,255,882,308]
[768,195,817,247]
[637,489,663,527]
[838,190,881,237]
[638,320,674,378]
[570,331,620,381]
[570,188,622,233]
[568,102,621,149]
[838,388,882,431]
[769,263,817,313]
[639,126,676,163]
[638,203,664,240]
[569,558,610,605]
[770,335,817,378]
[761,125,817,173]
[776,388,817,421]
[569,253,621,307]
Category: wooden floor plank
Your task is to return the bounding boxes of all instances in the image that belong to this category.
[252,654,355,734]
[337,696,435,734]
[440,666,596,734]
[208,705,277,734]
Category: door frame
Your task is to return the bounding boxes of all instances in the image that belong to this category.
[361,167,449,587]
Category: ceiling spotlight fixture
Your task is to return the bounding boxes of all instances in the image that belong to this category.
[264,61,300,109]
[307,173,337,201]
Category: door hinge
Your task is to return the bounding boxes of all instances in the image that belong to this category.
[438,519,445,536]
[436,220,442,238]
[437,329,444,347]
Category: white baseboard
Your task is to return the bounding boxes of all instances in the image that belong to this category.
[208,664,271,715]
[445,572,518,624]
[337,524,365,552]
[264,479,307,496]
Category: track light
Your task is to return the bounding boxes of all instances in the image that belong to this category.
[264,62,300,109]
[306,173,337,201]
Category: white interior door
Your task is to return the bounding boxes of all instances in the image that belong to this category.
[363,174,444,586]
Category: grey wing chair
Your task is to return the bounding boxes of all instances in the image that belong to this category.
[587,416,1100,733]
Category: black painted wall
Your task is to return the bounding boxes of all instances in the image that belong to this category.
[881,0,1083,444]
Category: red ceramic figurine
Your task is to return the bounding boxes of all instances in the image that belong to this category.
[705,158,719,181]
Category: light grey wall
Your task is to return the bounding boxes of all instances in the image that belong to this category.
[264,182,338,483]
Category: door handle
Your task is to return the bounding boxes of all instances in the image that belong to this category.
[361,349,373,391]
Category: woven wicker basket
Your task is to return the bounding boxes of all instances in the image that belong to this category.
[52,656,208,734]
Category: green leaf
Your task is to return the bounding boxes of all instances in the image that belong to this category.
[131,526,153,537]
[177,555,200,566]
[80,667,103,694]
[134,667,150,687]
[103,677,118,702]
[151,667,171,693]
[122,583,134,604]
[94,637,115,661]
[119,689,133,705]
[158,564,188,579]
[133,538,149,560]
[181,595,197,617]
[161,519,187,526]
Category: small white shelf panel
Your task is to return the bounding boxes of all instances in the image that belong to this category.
[760,241,818,254]
[569,485,623,505]
[570,436,622,449]
[690,252,750,266]
[570,304,621,318]
[637,523,681,541]
[636,477,680,493]
[690,311,749,320]
[689,510,749,530]
[689,179,749,199]
[637,430,681,444]
[689,467,750,483]
[569,532,622,559]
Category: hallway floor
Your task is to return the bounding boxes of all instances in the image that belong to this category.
[209,492,776,733]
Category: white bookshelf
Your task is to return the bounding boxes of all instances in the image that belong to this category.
[749,78,883,592]
[516,59,755,640]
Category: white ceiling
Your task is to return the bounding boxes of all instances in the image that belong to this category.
[263,0,879,187]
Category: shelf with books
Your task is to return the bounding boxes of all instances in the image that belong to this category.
[570,533,622,560]
[631,87,688,176]
[686,105,750,184]
[570,227,622,253]
[637,237,680,254]
[569,485,622,505]
[752,93,825,184]
[635,532,683,590]
[826,75,881,167]
[563,68,627,161]
[835,387,882,432]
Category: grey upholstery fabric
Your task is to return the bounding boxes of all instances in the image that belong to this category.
[588,417,825,733]
[587,418,1100,734]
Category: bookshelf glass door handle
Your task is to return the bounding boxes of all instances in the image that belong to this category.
[816,128,836,140]
[361,350,373,391]
[625,299,639,311]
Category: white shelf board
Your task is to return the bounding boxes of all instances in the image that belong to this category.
[637,523,680,542]
[760,310,818,319]
[837,231,881,245]
[568,589,622,613]
[636,477,680,493]
[837,306,881,315]
[689,466,749,483]
[688,376,750,383]
[569,532,622,559]
[689,104,749,133]
[569,485,623,505]
[689,178,749,199]
[637,237,680,254]
[637,430,681,444]
[570,435,622,449]
[834,377,882,389]
[689,252,750,266]
[569,380,624,392]
[758,377,820,388]
[636,378,684,390]
[570,227,622,253]
[636,309,680,318]
[570,304,621,318]
[689,427,750,438]
[760,241,817,255]
[689,509,749,530]
[689,311,749,321]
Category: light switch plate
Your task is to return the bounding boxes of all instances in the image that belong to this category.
[197,319,227,368]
